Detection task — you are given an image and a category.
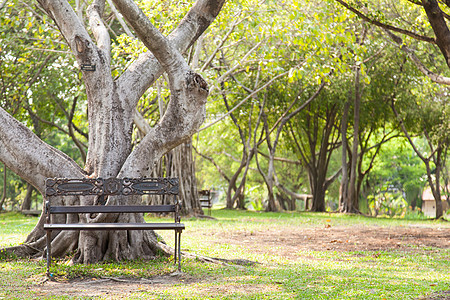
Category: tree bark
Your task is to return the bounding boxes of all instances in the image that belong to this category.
[165,141,202,215]
[135,105,202,216]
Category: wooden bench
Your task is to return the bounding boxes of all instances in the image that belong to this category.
[44,177,184,276]
[198,189,212,216]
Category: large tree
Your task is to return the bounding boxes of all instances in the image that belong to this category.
[0,0,225,263]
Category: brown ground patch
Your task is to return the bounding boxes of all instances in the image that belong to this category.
[33,224,450,298]
[203,224,450,258]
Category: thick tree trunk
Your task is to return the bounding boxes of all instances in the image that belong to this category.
[165,141,202,215]
[309,168,327,212]
[309,108,339,213]
[0,0,225,264]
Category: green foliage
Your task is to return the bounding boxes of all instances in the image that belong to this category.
[0,1,88,204]
[0,0,88,153]
[366,137,427,216]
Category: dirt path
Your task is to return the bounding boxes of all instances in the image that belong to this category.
[33,224,450,298]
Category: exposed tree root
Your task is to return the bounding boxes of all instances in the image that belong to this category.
[1,237,258,272]
[1,243,43,259]
[194,214,217,220]
[157,242,259,268]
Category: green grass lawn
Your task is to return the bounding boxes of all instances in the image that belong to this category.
[0,210,449,299]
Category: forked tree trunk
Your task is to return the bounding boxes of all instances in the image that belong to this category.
[0,0,225,263]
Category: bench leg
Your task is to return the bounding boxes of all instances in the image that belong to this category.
[177,231,182,272]
[46,230,51,276]
[174,230,178,265]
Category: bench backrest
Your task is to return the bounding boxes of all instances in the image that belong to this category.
[45,177,180,219]
[45,177,178,197]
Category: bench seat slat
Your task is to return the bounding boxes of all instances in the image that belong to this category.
[49,205,176,214]
[44,222,185,231]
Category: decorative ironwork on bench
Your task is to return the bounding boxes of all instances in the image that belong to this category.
[45,177,179,197]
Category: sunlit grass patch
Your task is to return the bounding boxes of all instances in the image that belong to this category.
[0,212,38,247]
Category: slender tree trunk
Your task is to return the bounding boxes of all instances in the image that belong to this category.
[227,155,248,209]
[226,162,245,209]
[264,152,280,212]
[347,66,361,213]
[428,147,443,219]
[391,101,445,219]
[339,96,350,211]
[0,163,6,211]
[20,183,34,211]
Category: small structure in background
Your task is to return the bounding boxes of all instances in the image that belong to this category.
[199,189,212,216]
[421,187,449,218]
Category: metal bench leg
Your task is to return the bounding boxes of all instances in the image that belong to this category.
[177,231,182,272]
[46,230,51,276]
[174,230,178,265]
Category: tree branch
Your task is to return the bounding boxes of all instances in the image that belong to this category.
[200,9,244,72]
[106,0,135,37]
[37,0,103,72]
[0,107,85,193]
[390,100,428,162]
[111,0,188,76]
[199,70,289,132]
[193,146,231,182]
[421,0,450,68]
[383,29,450,84]
[116,0,227,107]
[87,2,111,65]
[334,0,436,44]
[257,151,302,165]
